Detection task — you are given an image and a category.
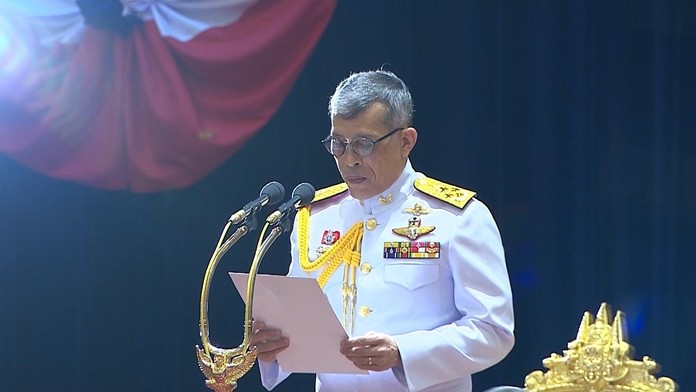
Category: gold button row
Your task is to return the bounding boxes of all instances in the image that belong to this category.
[365,218,377,230]
[359,203,386,319]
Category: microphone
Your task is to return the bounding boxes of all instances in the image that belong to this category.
[266,182,316,225]
[229,181,285,224]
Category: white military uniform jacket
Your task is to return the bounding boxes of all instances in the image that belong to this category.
[260,161,514,392]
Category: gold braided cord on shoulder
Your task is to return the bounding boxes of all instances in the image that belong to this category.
[297,207,363,288]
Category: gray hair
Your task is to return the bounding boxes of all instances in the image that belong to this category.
[328,70,413,128]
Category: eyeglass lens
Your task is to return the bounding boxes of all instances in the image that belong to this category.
[324,137,375,157]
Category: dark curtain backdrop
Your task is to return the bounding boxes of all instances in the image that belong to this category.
[1,1,694,391]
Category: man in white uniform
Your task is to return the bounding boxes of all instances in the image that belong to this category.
[252,70,514,391]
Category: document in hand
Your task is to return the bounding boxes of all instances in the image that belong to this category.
[229,273,368,374]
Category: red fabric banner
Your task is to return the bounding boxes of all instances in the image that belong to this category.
[0,0,336,192]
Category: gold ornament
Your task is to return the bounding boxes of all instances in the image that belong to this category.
[378,194,393,204]
[392,216,435,240]
[403,203,431,216]
[525,303,678,392]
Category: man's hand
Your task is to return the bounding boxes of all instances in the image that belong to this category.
[250,320,289,362]
[339,331,402,372]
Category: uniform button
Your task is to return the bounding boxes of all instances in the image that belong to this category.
[359,305,372,317]
[365,218,378,230]
[360,263,372,275]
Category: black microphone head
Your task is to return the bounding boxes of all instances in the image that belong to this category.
[260,181,285,205]
[292,182,315,208]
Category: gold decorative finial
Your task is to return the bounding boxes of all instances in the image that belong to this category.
[525,302,678,392]
[613,310,626,344]
[596,302,611,324]
[576,311,591,342]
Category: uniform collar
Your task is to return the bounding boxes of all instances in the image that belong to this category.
[355,160,417,215]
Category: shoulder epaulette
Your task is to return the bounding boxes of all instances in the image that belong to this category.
[311,182,349,204]
[413,177,476,209]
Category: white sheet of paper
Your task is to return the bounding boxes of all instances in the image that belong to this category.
[229,273,368,374]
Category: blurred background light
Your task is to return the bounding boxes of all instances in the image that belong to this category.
[0,11,33,82]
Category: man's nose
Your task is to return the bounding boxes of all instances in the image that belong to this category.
[341,146,362,166]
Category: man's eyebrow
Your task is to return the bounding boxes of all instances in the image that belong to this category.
[331,130,375,139]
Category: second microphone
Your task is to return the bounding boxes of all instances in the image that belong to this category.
[266,183,316,225]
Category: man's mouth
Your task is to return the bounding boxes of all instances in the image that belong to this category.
[345,176,367,184]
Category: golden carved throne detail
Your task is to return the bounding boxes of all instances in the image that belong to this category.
[523,303,678,392]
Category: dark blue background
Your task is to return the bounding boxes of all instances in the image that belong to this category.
[1,1,694,391]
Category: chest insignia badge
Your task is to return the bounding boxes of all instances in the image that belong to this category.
[392,216,435,240]
[316,229,340,255]
[403,203,431,216]
[321,230,340,245]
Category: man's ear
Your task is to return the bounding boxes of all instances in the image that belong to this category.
[400,127,418,157]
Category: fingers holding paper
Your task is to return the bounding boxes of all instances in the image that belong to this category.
[339,331,402,372]
[251,320,289,362]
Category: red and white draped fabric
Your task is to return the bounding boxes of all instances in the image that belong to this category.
[0,0,336,192]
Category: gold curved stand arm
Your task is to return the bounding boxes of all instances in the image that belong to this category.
[196,219,285,392]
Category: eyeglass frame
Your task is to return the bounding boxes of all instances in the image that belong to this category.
[321,127,405,157]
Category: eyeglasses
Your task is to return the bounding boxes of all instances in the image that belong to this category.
[321,127,404,157]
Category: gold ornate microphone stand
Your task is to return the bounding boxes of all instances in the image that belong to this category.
[196,216,286,392]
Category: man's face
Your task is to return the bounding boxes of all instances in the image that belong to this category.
[330,104,416,200]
